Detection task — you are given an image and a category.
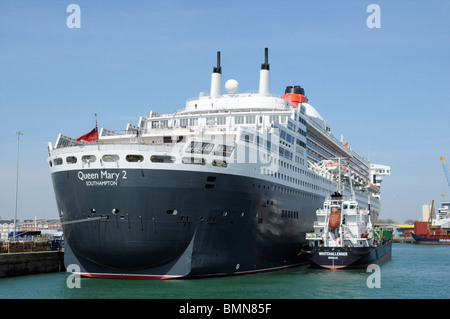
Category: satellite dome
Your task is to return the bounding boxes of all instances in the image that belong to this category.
[225,79,239,94]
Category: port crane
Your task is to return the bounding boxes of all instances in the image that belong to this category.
[441,156,450,189]
[428,199,435,229]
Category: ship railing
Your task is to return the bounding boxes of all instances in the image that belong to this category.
[307,117,370,166]
[185,92,284,102]
[306,233,323,239]
[50,142,180,156]
[101,129,143,137]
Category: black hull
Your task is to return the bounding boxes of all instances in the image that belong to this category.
[305,241,392,270]
[53,168,321,279]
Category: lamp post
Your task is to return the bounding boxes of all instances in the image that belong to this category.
[13,131,23,241]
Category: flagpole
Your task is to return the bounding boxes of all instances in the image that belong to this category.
[14,131,23,242]
[95,113,99,145]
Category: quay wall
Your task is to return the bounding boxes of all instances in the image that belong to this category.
[392,236,414,243]
[0,241,65,278]
[0,249,65,278]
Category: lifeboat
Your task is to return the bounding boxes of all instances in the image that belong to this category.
[328,207,341,230]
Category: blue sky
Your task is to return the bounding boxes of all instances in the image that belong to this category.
[0,0,449,223]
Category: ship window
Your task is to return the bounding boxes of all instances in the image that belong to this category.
[234,116,244,124]
[53,158,63,166]
[213,145,234,157]
[126,155,143,162]
[189,118,198,126]
[163,136,172,143]
[82,155,96,163]
[186,141,214,155]
[66,156,77,164]
[212,159,228,167]
[180,118,188,127]
[269,115,279,123]
[246,116,255,124]
[150,155,175,163]
[167,209,178,215]
[182,157,206,165]
[48,160,52,167]
[217,117,226,125]
[206,117,216,125]
[102,154,119,162]
[240,132,254,143]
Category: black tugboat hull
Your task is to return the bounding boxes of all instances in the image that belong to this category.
[305,241,392,270]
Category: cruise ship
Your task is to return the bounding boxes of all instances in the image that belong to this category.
[47,49,390,279]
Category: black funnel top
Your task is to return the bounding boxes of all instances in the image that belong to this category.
[213,51,222,74]
[261,48,270,71]
[285,85,305,95]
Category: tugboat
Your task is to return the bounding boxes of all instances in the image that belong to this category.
[304,161,392,269]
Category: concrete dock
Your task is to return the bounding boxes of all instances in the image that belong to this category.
[393,236,415,243]
[0,250,65,278]
[0,240,65,278]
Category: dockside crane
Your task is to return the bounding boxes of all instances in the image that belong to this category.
[428,199,435,229]
[441,156,450,189]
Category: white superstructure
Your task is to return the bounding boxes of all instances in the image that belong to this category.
[49,48,390,220]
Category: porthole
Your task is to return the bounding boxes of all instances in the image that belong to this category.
[126,154,143,162]
[53,158,63,166]
[102,154,119,162]
[212,159,228,167]
[82,155,96,163]
[182,157,206,165]
[150,155,175,163]
[167,209,178,215]
[66,156,77,164]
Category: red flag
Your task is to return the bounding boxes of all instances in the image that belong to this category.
[344,142,349,147]
[77,125,98,142]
